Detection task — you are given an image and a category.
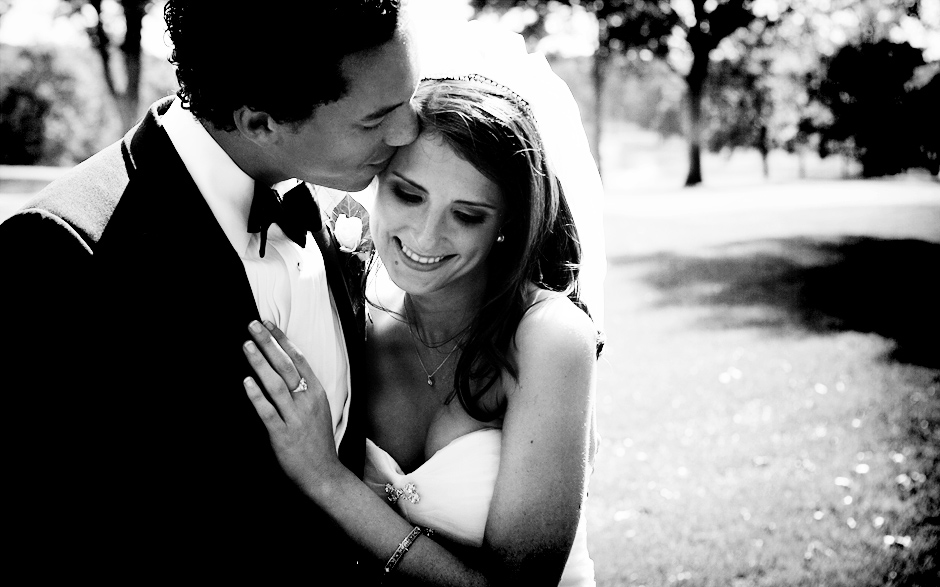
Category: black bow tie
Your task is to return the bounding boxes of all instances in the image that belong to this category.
[247,181,322,258]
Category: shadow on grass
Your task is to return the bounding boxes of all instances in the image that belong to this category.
[612,236,940,369]
[611,235,940,586]
[609,237,940,587]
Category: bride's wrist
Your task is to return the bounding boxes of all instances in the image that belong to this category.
[299,459,350,505]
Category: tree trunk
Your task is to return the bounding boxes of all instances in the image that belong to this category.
[684,61,707,187]
[591,50,608,179]
[758,125,769,179]
[120,1,145,129]
[87,1,145,131]
[755,83,769,179]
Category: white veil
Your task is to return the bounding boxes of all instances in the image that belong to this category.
[415,21,607,330]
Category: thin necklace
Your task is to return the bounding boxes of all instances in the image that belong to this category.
[404,297,468,387]
[408,332,462,387]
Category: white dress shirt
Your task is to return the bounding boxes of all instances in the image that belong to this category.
[161,99,350,448]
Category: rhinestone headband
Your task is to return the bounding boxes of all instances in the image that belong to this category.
[422,73,536,122]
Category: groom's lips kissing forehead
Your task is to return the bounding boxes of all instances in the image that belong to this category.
[368,150,397,172]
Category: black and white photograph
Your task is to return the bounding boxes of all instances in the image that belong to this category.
[1,1,937,585]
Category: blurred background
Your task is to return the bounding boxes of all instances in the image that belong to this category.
[1,1,938,586]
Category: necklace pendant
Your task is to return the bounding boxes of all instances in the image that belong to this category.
[427,375,434,387]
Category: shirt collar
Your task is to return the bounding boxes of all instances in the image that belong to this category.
[161,99,256,255]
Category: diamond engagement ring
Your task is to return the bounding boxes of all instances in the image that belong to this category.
[290,377,308,394]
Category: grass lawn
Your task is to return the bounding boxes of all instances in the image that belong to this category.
[589,144,939,587]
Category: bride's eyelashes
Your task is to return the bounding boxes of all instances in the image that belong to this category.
[454,211,487,225]
[391,186,490,226]
[392,185,422,204]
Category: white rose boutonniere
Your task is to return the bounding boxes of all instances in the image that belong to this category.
[334,214,363,253]
[325,193,374,338]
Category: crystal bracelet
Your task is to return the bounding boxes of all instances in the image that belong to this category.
[384,526,423,576]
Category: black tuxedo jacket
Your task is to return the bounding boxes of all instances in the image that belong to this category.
[0,98,369,580]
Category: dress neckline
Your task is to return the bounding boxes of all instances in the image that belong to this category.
[368,427,502,476]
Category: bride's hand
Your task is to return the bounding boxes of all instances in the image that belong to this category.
[242,320,343,494]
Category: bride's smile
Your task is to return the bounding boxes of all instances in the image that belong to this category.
[397,239,450,265]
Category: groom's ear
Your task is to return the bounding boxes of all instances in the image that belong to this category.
[233,106,278,146]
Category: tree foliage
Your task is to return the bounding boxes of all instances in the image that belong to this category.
[703,10,813,177]
[0,41,177,166]
[470,0,677,58]
[0,45,121,165]
[809,40,937,177]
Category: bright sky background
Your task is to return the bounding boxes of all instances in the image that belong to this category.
[0,0,937,60]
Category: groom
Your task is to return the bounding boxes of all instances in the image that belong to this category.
[0,0,418,577]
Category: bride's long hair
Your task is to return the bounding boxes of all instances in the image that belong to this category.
[408,77,596,421]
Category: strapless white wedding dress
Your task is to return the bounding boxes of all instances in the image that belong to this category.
[364,428,596,586]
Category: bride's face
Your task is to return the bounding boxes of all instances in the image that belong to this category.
[373,132,505,297]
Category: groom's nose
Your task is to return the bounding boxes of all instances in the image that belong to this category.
[383,102,419,147]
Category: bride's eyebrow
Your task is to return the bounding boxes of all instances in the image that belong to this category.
[391,171,427,193]
[455,200,498,210]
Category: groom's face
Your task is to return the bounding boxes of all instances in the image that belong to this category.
[273,29,420,192]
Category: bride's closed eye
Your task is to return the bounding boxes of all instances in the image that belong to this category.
[392,185,423,204]
[453,210,487,225]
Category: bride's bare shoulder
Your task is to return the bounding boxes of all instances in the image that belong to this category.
[515,286,597,358]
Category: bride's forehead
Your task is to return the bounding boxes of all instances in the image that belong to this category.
[394,132,456,165]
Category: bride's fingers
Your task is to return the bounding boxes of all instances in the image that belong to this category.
[243,376,286,432]
[262,321,325,396]
[248,321,298,377]
[246,320,303,392]
[242,338,297,424]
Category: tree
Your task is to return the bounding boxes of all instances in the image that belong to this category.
[792,0,939,176]
[704,5,827,179]
[469,0,677,178]
[0,44,122,165]
[811,40,933,177]
[705,56,771,175]
[471,1,778,186]
[672,0,768,185]
[61,0,156,131]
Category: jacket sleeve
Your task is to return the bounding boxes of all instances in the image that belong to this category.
[0,209,101,570]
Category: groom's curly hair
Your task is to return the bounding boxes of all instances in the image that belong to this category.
[164,0,403,131]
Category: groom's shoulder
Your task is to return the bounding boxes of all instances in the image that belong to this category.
[2,97,176,250]
[3,137,129,252]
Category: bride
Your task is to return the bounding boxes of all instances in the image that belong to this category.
[242,28,606,586]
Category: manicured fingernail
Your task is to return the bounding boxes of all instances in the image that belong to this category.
[244,341,257,354]
[263,320,275,330]
[249,321,263,333]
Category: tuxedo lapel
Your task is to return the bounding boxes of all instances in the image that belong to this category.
[97,98,265,452]
[118,100,365,476]
[311,224,365,476]
[102,99,261,339]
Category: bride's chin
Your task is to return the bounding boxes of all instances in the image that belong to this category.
[388,273,429,296]
[378,262,420,293]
